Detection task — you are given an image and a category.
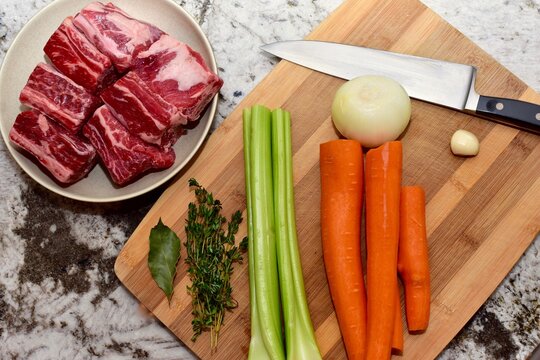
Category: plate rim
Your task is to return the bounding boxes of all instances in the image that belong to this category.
[0,0,219,203]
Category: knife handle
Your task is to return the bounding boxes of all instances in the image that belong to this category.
[476,95,540,134]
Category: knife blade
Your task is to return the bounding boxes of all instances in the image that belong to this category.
[261,40,540,134]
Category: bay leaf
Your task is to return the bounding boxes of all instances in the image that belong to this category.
[148,218,181,301]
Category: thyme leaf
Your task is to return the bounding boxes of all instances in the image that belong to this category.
[184,178,246,351]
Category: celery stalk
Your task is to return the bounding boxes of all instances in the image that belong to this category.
[243,108,271,360]
[271,109,322,360]
[246,105,285,360]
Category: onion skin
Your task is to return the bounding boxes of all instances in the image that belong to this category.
[331,75,411,148]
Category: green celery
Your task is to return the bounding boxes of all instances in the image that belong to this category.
[271,109,322,360]
[243,108,272,360]
[245,105,285,360]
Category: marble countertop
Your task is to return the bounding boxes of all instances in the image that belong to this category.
[0,0,538,359]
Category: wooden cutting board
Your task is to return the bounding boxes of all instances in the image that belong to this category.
[114,0,540,358]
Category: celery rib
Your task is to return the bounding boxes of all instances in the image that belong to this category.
[246,105,285,360]
[272,109,322,360]
[244,106,320,360]
[243,108,271,360]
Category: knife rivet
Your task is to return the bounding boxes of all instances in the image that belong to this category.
[495,102,504,111]
[536,113,540,121]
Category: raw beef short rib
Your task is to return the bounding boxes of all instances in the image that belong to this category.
[19,63,101,134]
[100,72,184,147]
[44,16,117,93]
[82,106,176,186]
[73,2,162,73]
[11,3,218,187]
[9,110,97,184]
[133,34,223,121]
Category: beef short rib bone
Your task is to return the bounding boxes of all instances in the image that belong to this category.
[19,63,101,134]
[134,34,223,122]
[9,110,97,185]
[73,2,162,73]
[100,72,184,148]
[44,16,117,93]
[82,106,176,186]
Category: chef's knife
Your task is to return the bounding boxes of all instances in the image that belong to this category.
[261,40,540,134]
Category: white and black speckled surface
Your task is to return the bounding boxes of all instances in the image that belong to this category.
[0,0,539,359]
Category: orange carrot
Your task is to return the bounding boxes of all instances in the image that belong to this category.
[365,141,402,360]
[391,284,404,354]
[398,186,430,332]
[320,139,367,360]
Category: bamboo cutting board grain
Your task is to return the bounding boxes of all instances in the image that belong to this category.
[114,0,540,358]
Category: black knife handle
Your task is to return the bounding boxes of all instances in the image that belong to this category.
[476,95,540,134]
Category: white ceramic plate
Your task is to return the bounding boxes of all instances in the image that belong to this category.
[0,0,218,202]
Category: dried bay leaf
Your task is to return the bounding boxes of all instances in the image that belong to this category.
[148,219,181,301]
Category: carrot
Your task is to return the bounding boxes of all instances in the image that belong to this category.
[320,139,367,360]
[398,186,430,332]
[365,141,402,360]
[391,284,404,355]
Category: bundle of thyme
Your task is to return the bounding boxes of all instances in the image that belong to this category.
[184,178,247,351]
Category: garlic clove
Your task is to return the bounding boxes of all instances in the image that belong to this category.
[451,129,479,156]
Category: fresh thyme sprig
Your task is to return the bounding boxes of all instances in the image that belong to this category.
[184,178,247,351]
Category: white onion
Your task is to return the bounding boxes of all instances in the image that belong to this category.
[331,75,411,148]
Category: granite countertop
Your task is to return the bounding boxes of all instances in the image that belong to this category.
[0,0,538,359]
